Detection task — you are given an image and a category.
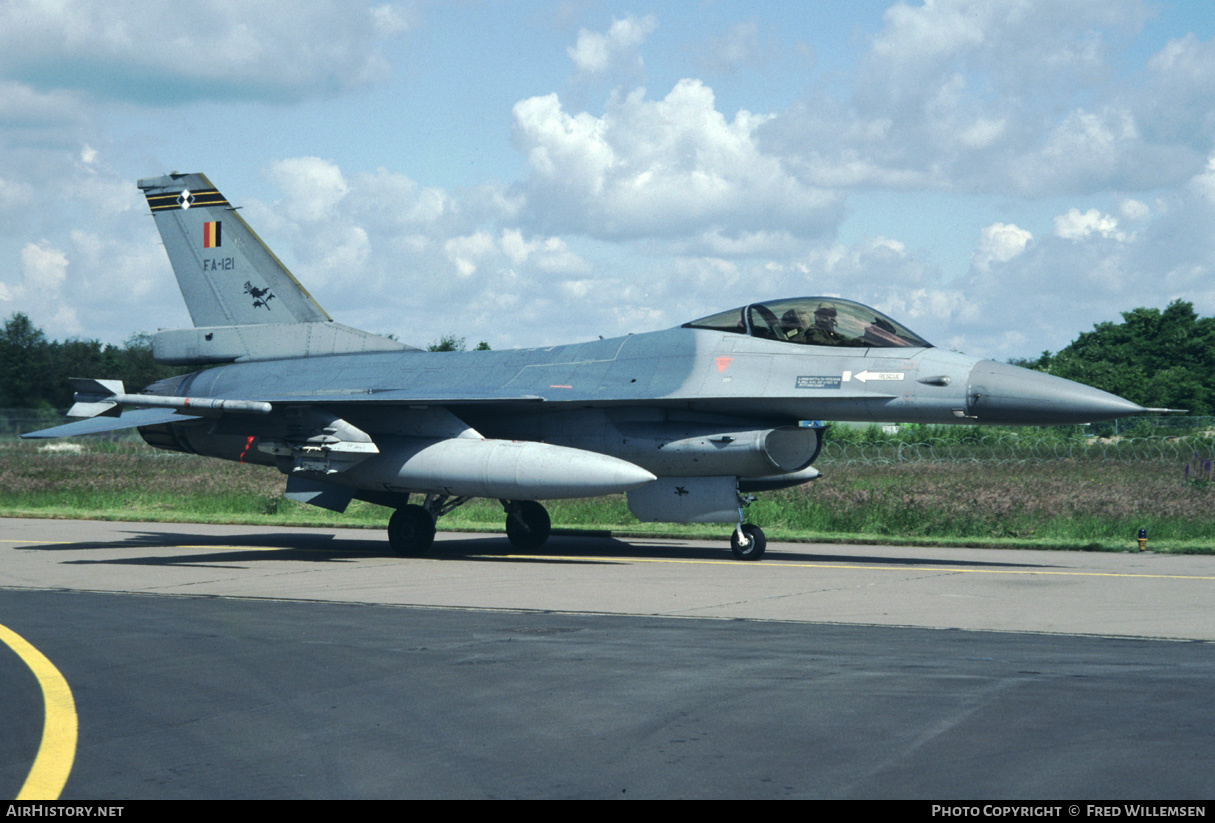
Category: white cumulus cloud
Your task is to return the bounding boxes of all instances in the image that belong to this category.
[267,157,350,222]
[1053,208,1124,241]
[567,15,657,75]
[20,240,68,294]
[1119,198,1151,221]
[973,223,1033,271]
[513,79,841,241]
[0,0,410,104]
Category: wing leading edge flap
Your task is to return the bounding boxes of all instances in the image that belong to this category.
[21,408,204,439]
[263,389,546,405]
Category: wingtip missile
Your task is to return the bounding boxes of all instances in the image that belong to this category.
[67,376,272,418]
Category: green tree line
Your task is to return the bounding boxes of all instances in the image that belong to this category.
[0,312,494,409]
[3,303,1212,414]
[426,333,490,352]
[1017,300,1214,415]
[0,313,189,409]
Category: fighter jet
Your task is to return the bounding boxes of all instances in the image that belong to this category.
[24,173,1169,560]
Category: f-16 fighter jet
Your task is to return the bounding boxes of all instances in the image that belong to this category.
[25,174,1169,560]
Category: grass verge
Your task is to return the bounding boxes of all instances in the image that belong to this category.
[2,441,1212,553]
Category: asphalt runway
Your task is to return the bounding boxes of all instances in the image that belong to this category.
[2,518,1214,799]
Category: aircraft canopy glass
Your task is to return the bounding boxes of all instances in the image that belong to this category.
[683,297,932,349]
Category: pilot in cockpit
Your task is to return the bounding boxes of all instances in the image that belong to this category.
[802,305,848,346]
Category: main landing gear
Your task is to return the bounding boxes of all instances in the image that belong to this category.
[387,504,436,556]
[503,499,551,551]
[385,494,553,556]
[386,493,761,560]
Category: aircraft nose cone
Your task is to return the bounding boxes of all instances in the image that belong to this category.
[967,360,1147,424]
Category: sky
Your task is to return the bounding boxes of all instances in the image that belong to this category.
[3,0,1215,359]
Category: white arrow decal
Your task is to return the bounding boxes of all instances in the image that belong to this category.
[853,370,906,383]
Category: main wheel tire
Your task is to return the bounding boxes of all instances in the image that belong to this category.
[730,523,767,561]
[388,504,436,556]
[505,500,552,551]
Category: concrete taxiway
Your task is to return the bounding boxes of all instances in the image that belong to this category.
[2,518,1213,799]
[2,518,1213,639]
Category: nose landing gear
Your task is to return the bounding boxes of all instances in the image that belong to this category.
[729,491,766,560]
[730,523,767,560]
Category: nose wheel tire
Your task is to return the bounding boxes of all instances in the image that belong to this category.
[730,523,767,561]
[505,500,552,551]
[388,504,436,556]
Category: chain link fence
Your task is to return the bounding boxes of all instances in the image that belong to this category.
[1,409,68,439]
[0,409,147,446]
[819,434,1215,465]
[820,417,1215,465]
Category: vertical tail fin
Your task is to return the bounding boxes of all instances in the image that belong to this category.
[138,172,330,327]
[138,172,410,365]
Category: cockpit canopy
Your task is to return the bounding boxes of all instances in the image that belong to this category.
[683,297,932,349]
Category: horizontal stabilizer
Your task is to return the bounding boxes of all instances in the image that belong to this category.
[153,322,409,366]
[22,408,203,439]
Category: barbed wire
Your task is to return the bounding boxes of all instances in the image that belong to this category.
[821,435,1215,465]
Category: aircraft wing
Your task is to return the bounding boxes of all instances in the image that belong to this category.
[20,385,546,442]
[261,388,547,405]
[21,408,205,439]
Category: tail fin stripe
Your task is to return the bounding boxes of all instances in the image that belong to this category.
[145,189,229,212]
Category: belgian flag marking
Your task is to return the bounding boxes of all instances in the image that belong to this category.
[203,221,222,248]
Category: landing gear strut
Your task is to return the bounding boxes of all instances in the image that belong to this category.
[503,500,551,551]
[730,523,766,560]
[730,490,766,561]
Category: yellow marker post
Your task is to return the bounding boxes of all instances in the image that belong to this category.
[0,624,78,800]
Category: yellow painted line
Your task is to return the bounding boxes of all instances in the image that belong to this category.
[503,554,1215,581]
[0,623,77,800]
[167,544,284,552]
[1,539,307,553]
